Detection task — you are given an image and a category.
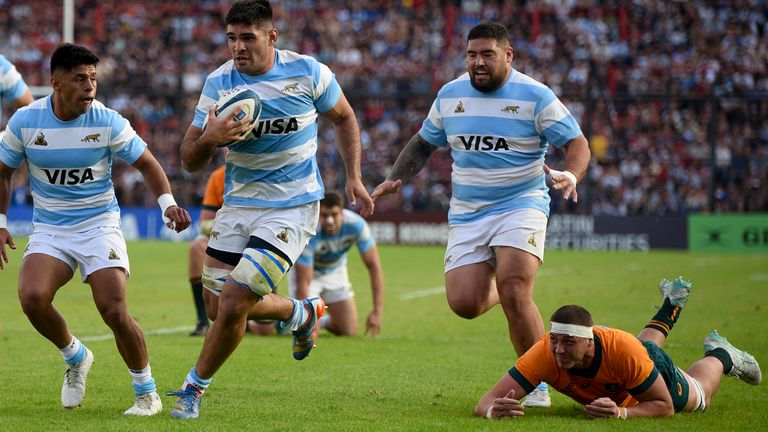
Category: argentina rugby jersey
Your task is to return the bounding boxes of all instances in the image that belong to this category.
[418,70,582,224]
[193,49,341,208]
[296,209,374,274]
[0,96,146,231]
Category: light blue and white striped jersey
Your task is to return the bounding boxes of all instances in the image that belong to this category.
[296,209,375,275]
[193,49,342,208]
[419,69,583,225]
[0,54,30,125]
[0,96,147,231]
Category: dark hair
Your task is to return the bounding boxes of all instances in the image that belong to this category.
[467,21,510,46]
[321,191,344,208]
[550,305,593,327]
[50,43,100,74]
[226,0,273,27]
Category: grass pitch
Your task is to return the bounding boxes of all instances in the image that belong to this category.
[0,240,766,431]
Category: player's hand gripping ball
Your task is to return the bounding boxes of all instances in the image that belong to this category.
[203,87,261,147]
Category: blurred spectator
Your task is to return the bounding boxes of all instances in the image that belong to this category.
[1,0,766,215]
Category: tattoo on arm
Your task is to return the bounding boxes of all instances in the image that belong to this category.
[387,134,436,183]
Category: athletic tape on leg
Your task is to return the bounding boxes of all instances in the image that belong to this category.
[202,266,230,296]
[228,247,289,298]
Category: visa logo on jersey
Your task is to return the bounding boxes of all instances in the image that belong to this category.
[42,168,95,185]
[458,135,514,151]
[252,117,299,138]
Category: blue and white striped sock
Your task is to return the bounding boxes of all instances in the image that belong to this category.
[185,367,211,393]
[60,337,86,365]
[129,365,156,395]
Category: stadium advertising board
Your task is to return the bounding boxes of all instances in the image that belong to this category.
[6,206,689,250]
[367,213,687,250]
[689,214,768,253]
[6,205,199,241]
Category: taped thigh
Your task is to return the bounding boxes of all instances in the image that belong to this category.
[202,266,231,296]
[228,247,289,298]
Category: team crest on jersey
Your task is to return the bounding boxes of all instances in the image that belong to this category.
[276,229,289,243]
[81,133,101,142]
[604,383,621,393]
[454,101,465,113]
[501,105,520,114]
[282,83,300,93]
[108,248,120,260]
[210,231,220,240]
[34,132,48,146]
[528,233,537,248]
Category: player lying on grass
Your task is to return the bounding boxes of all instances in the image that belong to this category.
[476,277,762,420]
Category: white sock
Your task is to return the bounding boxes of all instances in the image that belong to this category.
[60,336,82,361]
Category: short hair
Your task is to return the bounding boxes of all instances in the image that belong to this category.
[321,191,344,208]
[226,0,273,27]
[550,305,593,327]
[50,43,99,74]
[467,21,510,46]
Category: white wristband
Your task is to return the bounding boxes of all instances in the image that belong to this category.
[617,407,628,419]
[157,193,177,224]
[486,405,494,420]
[158,193,177,214]
[0,213,7,230]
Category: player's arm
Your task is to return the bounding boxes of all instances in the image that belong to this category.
[293,263,313,299]
[11,89,34,109]
[475,373,528,420]
[360,244,384,337]
[0,162,17,269]
[544,134,590,203]
[320,92,374,217]
[585,374,674,419]
[180,107,252,172]
[131,149,191,233]
[370,133,436,202]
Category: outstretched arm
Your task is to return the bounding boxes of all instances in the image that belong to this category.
[132,150,192,233]
[475,373,528,420]
[360,245,384,337]
[370,133,436,202]
[321,92,374,217]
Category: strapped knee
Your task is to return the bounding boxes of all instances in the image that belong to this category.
[202,266,230,296]
[228,247,289,299]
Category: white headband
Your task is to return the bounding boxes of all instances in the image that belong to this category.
[550,321,593,339]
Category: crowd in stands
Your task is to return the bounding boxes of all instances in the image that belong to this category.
[1,0,766,215]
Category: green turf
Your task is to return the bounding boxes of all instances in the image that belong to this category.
[0,240,766,431]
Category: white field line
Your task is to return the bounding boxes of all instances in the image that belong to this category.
[80,325,193,342]
[399,287,444,300]
[398,267,575,300]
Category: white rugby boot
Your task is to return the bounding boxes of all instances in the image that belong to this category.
[61,348,94,408]
[124,391,163,416]
[705,330,762,385]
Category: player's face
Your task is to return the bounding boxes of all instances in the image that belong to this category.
[227,23,278,76]
[466,38,513,92]
[549,333,592,369]
[319,205,343,235]
[51,64,97,120]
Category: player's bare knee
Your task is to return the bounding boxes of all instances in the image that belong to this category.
[18,292,49,316]
[449,300,484,319]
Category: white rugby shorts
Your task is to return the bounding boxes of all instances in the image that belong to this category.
[24,226,130,282]
[444,208,547,273]
[287,265,354,305]
[207,202,319,265]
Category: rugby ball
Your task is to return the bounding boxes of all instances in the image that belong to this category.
[203,87,261,147]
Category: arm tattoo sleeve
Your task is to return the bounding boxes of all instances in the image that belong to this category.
[386,134,437,183]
